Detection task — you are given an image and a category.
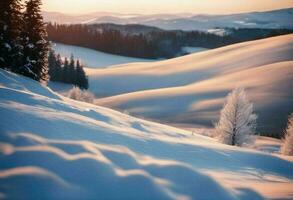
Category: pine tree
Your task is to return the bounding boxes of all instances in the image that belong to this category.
[48,50,57,81]
[21,0,50,82]
[216,88,257,146]
[75,59,81,86]
[55,54,63,81]
[0,0,23,70]
[69,54,75,83]
[75,59,88,89]
[47,53,88,89]
[281,114,293,156]
[62,57,70,83]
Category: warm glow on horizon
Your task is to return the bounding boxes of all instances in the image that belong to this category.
[42,0,293,15]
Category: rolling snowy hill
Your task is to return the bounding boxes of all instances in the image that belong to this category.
[90,34,293,134]
[0,68,293,199]
[52,43,156,69]
[43,8,293,31]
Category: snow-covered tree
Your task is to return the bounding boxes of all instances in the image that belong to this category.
[281,114,293,156]
[66,87,95,103]
[216,88,257,146]
[0,0,23,70]
[21,0,49,82]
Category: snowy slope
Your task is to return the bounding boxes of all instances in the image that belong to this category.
[91,34,293,133]
[0,69,293,199]
[52,43,156,69]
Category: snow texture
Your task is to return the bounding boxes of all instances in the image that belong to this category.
[0,68,293,199]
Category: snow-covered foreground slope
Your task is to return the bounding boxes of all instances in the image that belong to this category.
[52,43,156,69]
[1,70,293,199]
[91,34,293,133]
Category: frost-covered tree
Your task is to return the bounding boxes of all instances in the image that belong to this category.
[281,114,293,156]
[66,87,95,103]
[21,0,49,81]
[216,88,257,146]
[0,0,23,70]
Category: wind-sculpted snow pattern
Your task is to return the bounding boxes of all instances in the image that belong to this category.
[0,69,293,199]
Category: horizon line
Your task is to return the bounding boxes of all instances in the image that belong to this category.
[41,6,293,17]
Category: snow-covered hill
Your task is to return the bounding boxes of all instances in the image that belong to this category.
[52,43,156,69]
[0,69,292,199]
[43,8,293,31]
[91,34,293,134]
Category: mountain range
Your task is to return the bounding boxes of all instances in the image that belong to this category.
[43,8,293,31]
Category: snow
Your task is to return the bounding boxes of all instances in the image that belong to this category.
[207,29,231,36]
[4,43,11,51]
[48,81,75,95]
[1,66,293,199]
[248,136,283,154]
[52,42,157,69]
[27,43,34,49]
[181,47,208,54]
[90,35,293,132]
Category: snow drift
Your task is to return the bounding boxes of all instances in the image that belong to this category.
[91,34,293,133]
[0,68,293,199]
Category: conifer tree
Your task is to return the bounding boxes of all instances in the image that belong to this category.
[55,54,63,81]
[21,0,50,82]
[63,57,70,83]
[75,59,88,89]
[48,50,57,81]
[47,52,88,89]
[0,0,23,70]
[69,54,76,83]
[216,88,257,146]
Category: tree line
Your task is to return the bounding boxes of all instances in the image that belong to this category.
[46,23,293,59]
[0,0,49,82]
[46,23,174,59]
[46,23,229,59]
[0,1,89,89]
[48,51,88,89]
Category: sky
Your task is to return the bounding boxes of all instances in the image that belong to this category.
[42,0,293,15]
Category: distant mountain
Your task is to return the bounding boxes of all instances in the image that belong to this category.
[43,8,293,31]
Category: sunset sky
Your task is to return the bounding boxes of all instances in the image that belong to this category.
[42,0,293,15]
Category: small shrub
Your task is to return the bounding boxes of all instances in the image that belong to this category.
[66,87,95,103]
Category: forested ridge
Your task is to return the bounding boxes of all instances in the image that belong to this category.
[47,23,293,59]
